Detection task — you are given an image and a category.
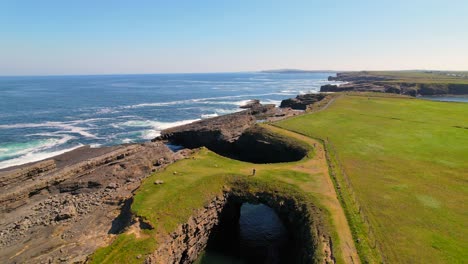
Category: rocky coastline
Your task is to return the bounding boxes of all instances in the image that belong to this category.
[0,94,331,263]
[146,189,334,264]
[322,71,468,96]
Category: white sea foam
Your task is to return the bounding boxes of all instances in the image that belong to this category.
[119,118,200,140]
[121,93,289,110]
[0,145,83,170]
[279,90,298,94]
[213,108,242,114]
[0,135,75,159]
[234,100,254,106]
[140,130,161,140]
[96,107,120,114]
[201,113,219,119]
[121,119,200,130]
[0,135,80,169]
[0,121,98,139]
[57,124,97,138]
[121,138,133,144]
[260,99,282,106]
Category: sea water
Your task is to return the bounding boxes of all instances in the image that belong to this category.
[197,203,290,264]
[419,95,468,103]
[0,72,339,169]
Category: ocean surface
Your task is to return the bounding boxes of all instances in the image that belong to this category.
[419,95,468,103]
[0,72,339,169]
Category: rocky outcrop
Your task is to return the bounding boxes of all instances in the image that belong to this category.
[239,99,261,109]
[232,126,307,163]
[159,112,255,149]
[158,104,307,163]
[280,93,327,110]
[159,121,307,164]
[0,142,177,264]
[146,194,230,264]
[0,160,56,188]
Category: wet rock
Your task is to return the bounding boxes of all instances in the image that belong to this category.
[239,99,261,109]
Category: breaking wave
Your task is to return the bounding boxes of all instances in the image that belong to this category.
[0,135,81,169]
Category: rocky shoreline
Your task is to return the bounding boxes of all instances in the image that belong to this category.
[0,94,333,263]
[0,142,179,263]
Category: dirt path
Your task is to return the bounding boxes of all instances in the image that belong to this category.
[264,125,360,264]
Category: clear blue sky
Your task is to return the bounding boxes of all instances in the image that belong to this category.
[1,0,467,75]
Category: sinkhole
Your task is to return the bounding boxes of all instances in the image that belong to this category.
[196,202,294,264]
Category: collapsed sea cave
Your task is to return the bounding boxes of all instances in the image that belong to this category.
[146,189,332,264]
[162,125,309,164]
[197,201,293,264]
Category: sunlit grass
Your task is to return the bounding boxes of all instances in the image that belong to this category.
[276,94,468,263]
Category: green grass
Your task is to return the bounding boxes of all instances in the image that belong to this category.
[91,234,156,264]
[365,71,468,84]
[89,134,341,263]
[276,94,468,263]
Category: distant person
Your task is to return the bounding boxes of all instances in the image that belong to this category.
[252,168,256,176]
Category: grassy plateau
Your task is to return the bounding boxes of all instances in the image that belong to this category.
[276,93,468,263]
[365,70,468,84]
[89,125,357,263]
[90,92,467,264]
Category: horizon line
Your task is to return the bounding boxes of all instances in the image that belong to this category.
[0,69,466,78]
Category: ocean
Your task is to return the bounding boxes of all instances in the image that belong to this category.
[0,72,339,169]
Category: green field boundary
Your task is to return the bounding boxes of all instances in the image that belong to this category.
[271,95,390,263]
[270,120,383,263]
[323,138,384,263]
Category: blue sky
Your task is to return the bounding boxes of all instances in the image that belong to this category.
[1,0,467,75]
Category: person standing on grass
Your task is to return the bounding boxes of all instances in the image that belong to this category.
[252,168,256,176]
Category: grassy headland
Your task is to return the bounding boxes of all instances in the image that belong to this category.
[89,126,358,263]
[364,71,468,84]
[90,91,467,263]
[276,93,468,263]
[328,71,468,95]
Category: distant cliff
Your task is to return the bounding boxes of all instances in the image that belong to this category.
[322,71,468,96]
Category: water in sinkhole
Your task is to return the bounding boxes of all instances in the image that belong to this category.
[196,203,293,264]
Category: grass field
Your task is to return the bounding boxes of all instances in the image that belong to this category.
[366,71,468,84]
[276,94,468,263]
[89,126,358,263]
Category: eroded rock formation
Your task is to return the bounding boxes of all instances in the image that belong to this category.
[146,190,334,264]
[323,72,468,95]
[280,94,327,110]
[0,142,178,263]
[158,104,307,163]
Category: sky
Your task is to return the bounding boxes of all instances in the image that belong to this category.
[1,0,467,75]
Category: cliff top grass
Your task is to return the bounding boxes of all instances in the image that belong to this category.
[360,70,468,84]
[276,93,468,263]
[89,125,357,263]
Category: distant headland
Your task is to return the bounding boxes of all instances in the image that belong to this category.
[320,70,468,96]
[260,69,337,74]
